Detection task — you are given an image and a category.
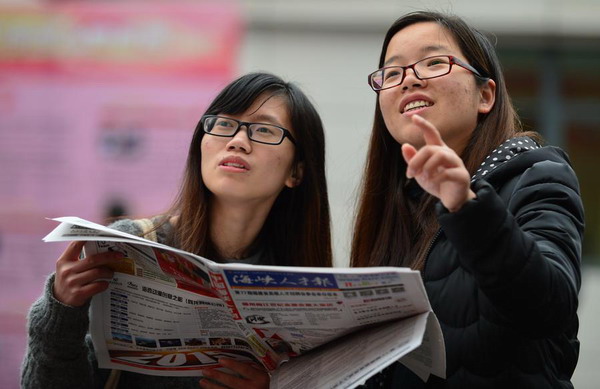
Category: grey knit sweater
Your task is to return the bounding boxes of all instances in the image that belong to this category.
[21,219,265,388]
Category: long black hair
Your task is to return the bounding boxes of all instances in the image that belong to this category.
[352,11,533,269]
[167,73,332,267]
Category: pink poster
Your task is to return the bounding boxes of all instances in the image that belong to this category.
[0,2,242,387]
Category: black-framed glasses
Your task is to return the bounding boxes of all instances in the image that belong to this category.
[368,55,487,91]
[201,115,296,146]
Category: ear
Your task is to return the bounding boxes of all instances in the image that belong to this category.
[285,161,304,188]
[477,78,496,114]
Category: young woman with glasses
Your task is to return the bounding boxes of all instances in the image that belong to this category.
[352,11,584,388]
[22,73,332,389]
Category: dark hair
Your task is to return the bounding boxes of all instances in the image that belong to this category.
[351,11,536,269]
[165,72,332,267]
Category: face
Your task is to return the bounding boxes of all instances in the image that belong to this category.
[378,22,495,153]
[201,93,298,207]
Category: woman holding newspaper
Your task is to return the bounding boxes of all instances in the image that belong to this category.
[352,11,584,388]
[22,73,332,389]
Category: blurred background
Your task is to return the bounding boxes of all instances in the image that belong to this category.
[0,0,598,388]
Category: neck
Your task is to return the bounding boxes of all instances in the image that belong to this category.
[209,197,275,259]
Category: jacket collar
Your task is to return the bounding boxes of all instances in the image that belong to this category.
[471,136,541,182]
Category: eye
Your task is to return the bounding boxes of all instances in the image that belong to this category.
[255,126,275,135]
[425,57,449,67]
[383,68,402,81]
[216,119,234,127]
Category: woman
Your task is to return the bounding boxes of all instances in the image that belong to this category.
[22,73,332,389]
[352,11,584,388]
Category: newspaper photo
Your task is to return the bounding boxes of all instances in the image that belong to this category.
[43,216,446,387]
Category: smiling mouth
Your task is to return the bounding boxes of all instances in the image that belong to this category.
[402,100,433,113]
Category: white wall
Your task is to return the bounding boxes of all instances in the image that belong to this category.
[240,27,382,265]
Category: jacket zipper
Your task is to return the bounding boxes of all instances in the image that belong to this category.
[421,228,441,280]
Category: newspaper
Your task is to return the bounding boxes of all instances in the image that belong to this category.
[43,216,445,388]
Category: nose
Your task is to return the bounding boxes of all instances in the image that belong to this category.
[226,126,252,153]
[401,67,424,91]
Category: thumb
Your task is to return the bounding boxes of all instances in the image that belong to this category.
[401,143,417,178]
[401,143,417,163]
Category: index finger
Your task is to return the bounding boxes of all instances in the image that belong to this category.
[412,115,445,147]
[59,241,86,263]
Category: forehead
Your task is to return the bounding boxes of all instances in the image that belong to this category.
[384,22,463,65]
[234,93,291,128]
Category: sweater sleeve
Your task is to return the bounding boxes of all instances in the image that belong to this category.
[109,217,171,244]
[20,218,167,388]
[108,218,143,236]
[436,159,584,336]
[20,274,103,389]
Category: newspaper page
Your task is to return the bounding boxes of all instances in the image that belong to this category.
[215,264,431,355]
[271,311,440,389]
[84,243,275,376]
[43,216,446,382]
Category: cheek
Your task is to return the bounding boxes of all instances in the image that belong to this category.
[378,91,399,131]
[200,137,219,158]
[200,138,216,175]
[271,150,295,181]
[273,154,291,174]
[379,92,394,117]
[444,79,480,112]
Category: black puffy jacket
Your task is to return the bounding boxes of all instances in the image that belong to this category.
[366,138,584,388]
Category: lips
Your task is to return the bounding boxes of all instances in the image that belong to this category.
[400,95,434,114]
[219,156,250,171]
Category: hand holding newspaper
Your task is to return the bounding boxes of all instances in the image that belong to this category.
[44,216,445,388]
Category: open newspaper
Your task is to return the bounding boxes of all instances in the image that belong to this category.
[43,216,445,388]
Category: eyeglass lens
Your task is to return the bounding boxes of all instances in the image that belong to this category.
[371,56,452,90]
[204,116,285,144]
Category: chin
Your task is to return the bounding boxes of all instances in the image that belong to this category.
[388,128,404,144]
[390,131,422,148]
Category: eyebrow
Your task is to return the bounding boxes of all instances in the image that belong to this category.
[248,114,285,127]
[384,45,450,66]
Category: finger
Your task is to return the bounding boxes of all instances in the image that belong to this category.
[69,266,116,286]
[404,145,437,178]
[57,261,117,292]
[202,369,241,389]
[412,115,445,147]
[438,168,475,211]
[57,241,86,264]
[199,375,232,389]
[54,263,115,304]
[76,251,124,273]
[420,148,458,180]
[219,358,267,380]
[74,280,112,299]
[401,144,417,177]
[438,166,471,184]
[57,252,119,284]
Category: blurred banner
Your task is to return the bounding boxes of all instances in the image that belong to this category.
[0,2,242,388]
